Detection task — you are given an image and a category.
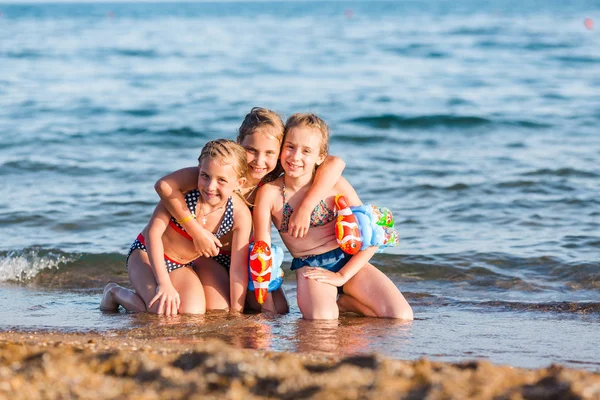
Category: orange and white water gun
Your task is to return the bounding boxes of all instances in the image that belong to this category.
[248,240,272,304]
[334,194,362,255]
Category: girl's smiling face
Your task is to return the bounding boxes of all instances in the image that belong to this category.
[279,126,325,178]
[197,158,245,206]
[240,127,281,185]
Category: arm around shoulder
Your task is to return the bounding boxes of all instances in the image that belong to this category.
[154,167,199,204]
[334,176,362,206]
[305,154,346,206]
[320,155,345,176]
[155,166,222,257]
[287,156,345,238]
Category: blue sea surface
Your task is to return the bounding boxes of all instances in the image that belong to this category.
[0,0,598,370]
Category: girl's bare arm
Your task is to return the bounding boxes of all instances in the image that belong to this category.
[154,167,199,219]
[229,205,252,313]
[146,203,172,285]
[146,202,181,315]
[154,167,222,257]
[252,184,276,246]
[287,155,345,238]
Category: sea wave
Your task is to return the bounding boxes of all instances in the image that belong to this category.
[3,249,596,293]
[348,114,551,130]
[3,50,46,59]
[406,290,600,314]
[470,300,600,315]
[332,133,392,144]
[121,109,160,118]
[473,301,600,314]
[0,249,126,288]
[553,55,600,64]
[0,127,209,150]
[382,45,450,59]
[376,252,600,291]
[0,248,74,283]
[522,168,598,179]
[113,49,159,58]
[449,27,503,36]
[0,212,56,227]
[413,297,600,315]
[0,160,100,175]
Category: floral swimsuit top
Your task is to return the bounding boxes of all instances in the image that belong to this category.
[278,178,336,233]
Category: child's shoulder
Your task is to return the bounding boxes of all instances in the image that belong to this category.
[333,176,353,192]
[230,195,252,223]
[231,195,251,214]
[257,176,283,196]
[333,176,361,204]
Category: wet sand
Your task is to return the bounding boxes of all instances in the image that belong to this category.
[1,331,599,399]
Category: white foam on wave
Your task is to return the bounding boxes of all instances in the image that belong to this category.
[0,250,73,282]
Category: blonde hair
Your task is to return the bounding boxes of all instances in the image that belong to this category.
[284,113,329,157]
[237,107,286,184]
[198,139,248,181]
[236,107,285,145]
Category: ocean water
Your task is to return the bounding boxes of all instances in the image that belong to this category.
[0,1,599,371]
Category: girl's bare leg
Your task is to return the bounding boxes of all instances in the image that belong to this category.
[195,257,289,314]
[168,266,206,314]
[100,282,146,312]
[194,257,230,311]
[244,291,261,312]
[100,249,156,313]
[258,294,277,313]
[129,249,205,315]
[270,287,290,314]
[296,270,339,320]
[246,287,290,314]
[337,293,377,317]
[343,263,413,320]
[127,250,160,311]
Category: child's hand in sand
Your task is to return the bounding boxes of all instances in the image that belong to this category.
[149,284,181,316]
[303,268,346,287]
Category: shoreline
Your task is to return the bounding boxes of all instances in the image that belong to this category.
[1,331,599,399]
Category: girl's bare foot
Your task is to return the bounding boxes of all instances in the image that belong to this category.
[100,282,120,311]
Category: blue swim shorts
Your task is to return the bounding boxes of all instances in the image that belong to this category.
[290,247,353,273]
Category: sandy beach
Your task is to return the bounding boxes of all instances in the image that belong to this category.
[1,331,599,399]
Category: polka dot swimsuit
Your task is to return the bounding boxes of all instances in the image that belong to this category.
[169,190,234,241]
[127,190,235,273]
[169,190,235,270]
[126,234,194,273]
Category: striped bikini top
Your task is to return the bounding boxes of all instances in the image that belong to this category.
[169,190,234,240]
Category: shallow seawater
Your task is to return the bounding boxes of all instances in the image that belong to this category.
[0,0,599,371]
[2,282,598,372]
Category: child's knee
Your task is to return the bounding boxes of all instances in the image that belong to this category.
[275,300,290,315]
[179,300,206,315]
[384,303,413,320]
[301,307,339,320]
